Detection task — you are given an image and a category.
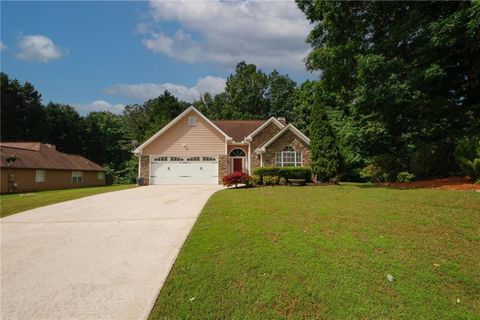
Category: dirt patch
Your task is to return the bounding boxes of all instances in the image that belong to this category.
[380,177,480,191]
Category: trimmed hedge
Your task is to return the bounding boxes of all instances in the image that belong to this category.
[252,166,312,182]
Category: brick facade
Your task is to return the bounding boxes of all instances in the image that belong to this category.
[249,122,282,171]
[139,155,150,185]
[218,155,227,183]
[262,130,311,167]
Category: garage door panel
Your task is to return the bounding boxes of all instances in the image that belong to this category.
[151,158,218,185]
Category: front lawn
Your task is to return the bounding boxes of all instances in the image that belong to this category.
[0,184,136,218]
[150,185,479,319]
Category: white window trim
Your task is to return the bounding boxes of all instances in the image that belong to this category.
[275,150,302,167]
[97,172,105,180]
[188,116,197,126]
[35,169,45,183]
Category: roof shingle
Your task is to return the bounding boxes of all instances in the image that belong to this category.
[213,120,266,142]
[0,142,104,171]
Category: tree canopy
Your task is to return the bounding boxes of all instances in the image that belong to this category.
[297,0,480,180]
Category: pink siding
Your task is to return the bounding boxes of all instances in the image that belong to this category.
[142,111,226,156]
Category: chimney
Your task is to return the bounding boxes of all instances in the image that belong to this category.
[277,117,286,124]
[45,144,56,150]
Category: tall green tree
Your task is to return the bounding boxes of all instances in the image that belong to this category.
[1,72,47,141]
[266,70,296,120]
[309,100,342,182]
[44,102,86,155]
[122,90,188,144]
[291,80,317,136]
[297,1,480,179]
[84,111,130,168]
[224,61,270,119]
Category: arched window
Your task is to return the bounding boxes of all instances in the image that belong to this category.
[276,145,302,167]
[229,148,246,157]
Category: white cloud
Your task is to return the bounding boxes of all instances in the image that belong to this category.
[74,100,125,115]
[0,42,6,51]
[15,35,65,62]
[142,0,310,71]
[104,76,226,102]
[136,22,150,34]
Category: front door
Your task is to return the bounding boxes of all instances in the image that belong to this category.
[233,158,243,172]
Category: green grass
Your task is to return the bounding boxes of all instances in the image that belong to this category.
[150,184,480,319]
[0,184,136,218]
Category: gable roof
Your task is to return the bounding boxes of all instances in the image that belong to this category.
[212,120,266,142]
[244,117,285,142]
[0,142,105,171]
[256,124,310,153]
[133,106,232,153]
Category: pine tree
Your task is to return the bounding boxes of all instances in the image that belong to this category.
[309,102,341,182]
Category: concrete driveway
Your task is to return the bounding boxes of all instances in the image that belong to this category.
[1,185,221,320]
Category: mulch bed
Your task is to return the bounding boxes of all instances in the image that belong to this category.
[380,176,480,191]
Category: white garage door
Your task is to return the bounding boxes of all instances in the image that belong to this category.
[150,156,218,185]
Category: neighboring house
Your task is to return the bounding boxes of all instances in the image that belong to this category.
[134,106,310,185]
[0,142,106,194]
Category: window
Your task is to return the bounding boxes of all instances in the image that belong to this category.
[97,172,105,180]
[170,156,184,161]
[203,156,216,162]
[188,116,197,126]
[186,156,200,161]
[153,156,168,162]
[276,145,302,167]
[35,169,45,183]
[71,171,83,183]
[229,148,246,157]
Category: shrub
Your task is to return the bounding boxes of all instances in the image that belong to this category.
[263,175,273,186]
[397,171,415,182]
[372,153,402,182]
[454,135,480,182]
[409,143,455,178]
[251,174,262,185]
[253,167,312,182]
[222,172,251,188]
[359,164,388,183]
[272,176,280,185]
[279,177,287,185]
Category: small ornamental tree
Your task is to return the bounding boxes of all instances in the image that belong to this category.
[222,172,251,188]
[309,101,341,182]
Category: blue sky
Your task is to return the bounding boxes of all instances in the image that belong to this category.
[1,1,317,114]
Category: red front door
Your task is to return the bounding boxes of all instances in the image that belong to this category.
[233,158,243,172]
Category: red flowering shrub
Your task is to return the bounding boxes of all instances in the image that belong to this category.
[222,172,252,188]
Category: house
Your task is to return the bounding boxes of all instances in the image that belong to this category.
[134,106,310,185]
[0,142,106,194]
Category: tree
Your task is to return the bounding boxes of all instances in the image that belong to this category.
[122,90,188,144]
[297,1,480,179]
[84,112,130,168]
[224,61,270,119]
[291,80,317,136]
[266,70,296,120]
[309,100,342,182]
[44,102,86,155]
[1,72,47,141]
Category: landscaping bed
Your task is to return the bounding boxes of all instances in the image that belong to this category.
[149,185,480,319]
[381,177,480,191]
